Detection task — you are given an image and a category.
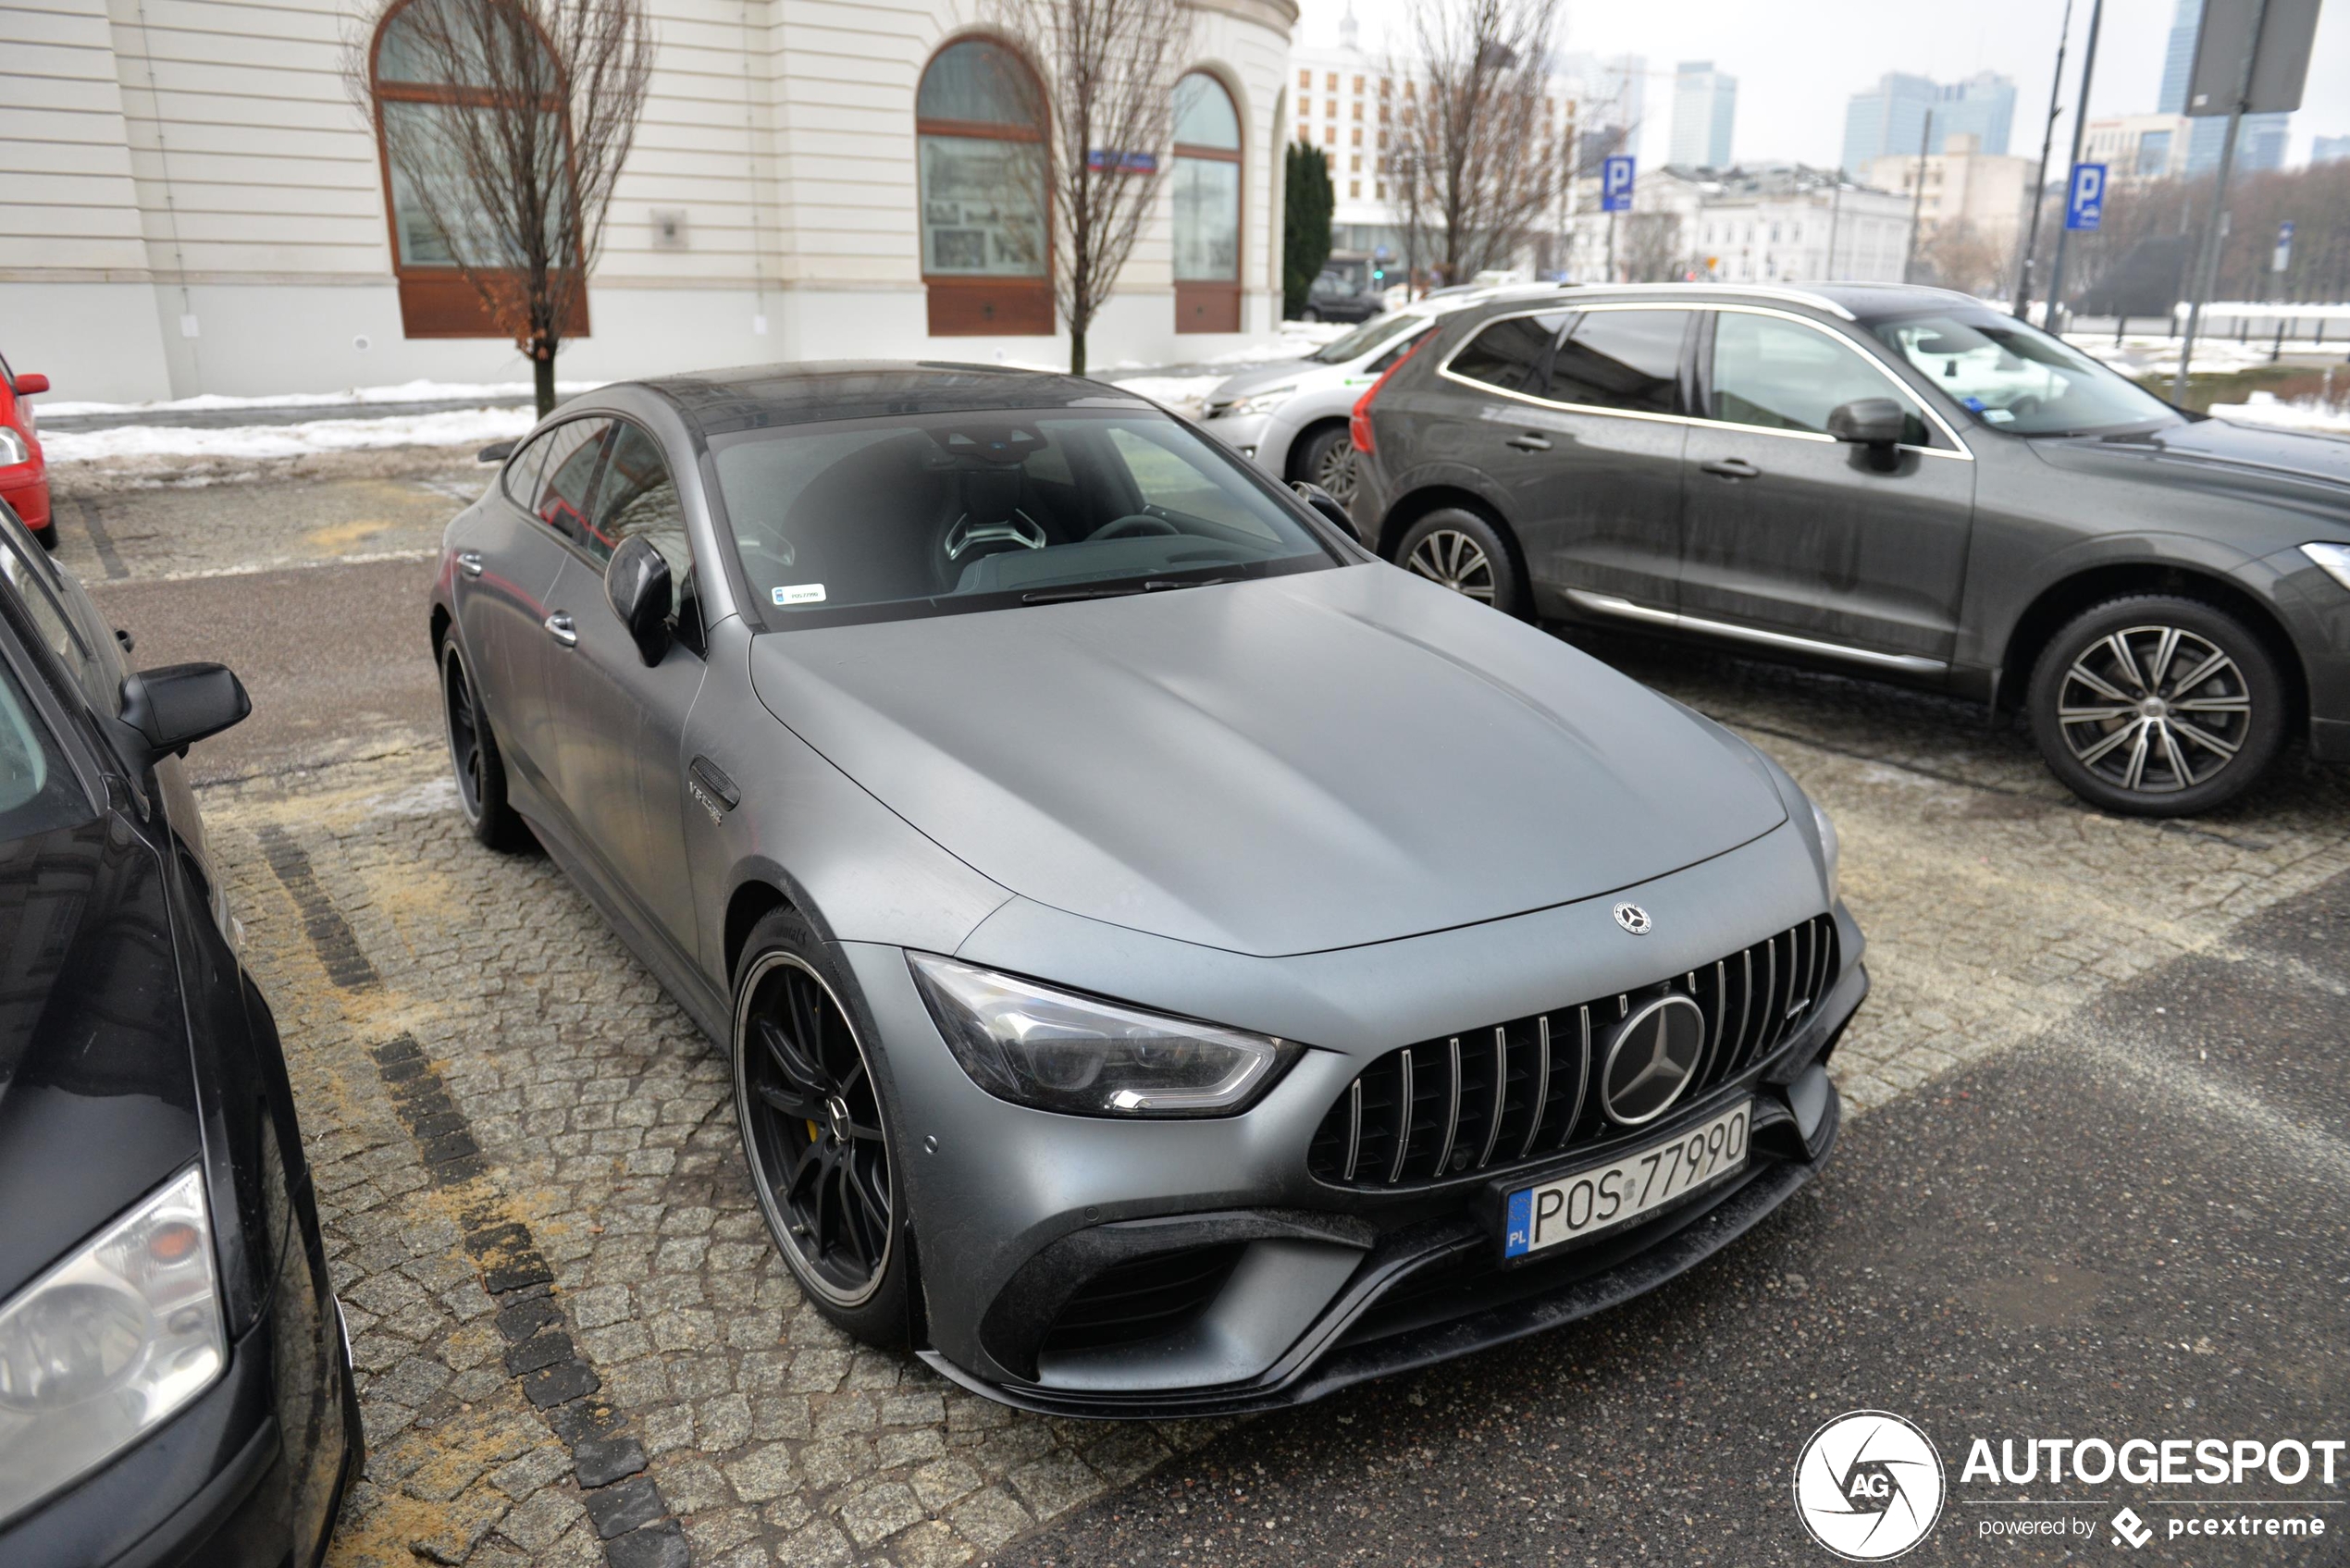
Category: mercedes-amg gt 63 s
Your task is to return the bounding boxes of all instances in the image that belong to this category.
[430,363,1863,1416]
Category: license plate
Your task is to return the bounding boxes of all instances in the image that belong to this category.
[1502,1100,1751,1260]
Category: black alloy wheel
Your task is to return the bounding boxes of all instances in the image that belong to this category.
[2027,594,2285,817]
[440,642,526,849]
[1394,507,1526,616]
[1294,425,1358,505]
[732,911,908,1341]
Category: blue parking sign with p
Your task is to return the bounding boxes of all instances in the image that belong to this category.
[1602,155,1635,213]
[2064,163,2106,231]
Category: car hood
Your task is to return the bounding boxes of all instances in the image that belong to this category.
[2029,415,2350,517]
[1205,359,1320,406]
[0,811,201,1299]
[748,564,1787,957]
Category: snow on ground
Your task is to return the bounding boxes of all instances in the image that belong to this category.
[43,405,538,464]
[2077,335,2284,380]
[2207,390,2350,435]
[39,378,599,419]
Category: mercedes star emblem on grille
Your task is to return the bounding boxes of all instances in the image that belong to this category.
[1612,902,1651,935]
[1601,994,1706,1126]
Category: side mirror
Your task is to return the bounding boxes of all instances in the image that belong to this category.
[13,373,48,397]
[477,440,515,463]
[118,662,250,763]
[1826,398,1906,449]
[605,535,673,665]
[1291,480,1360,543]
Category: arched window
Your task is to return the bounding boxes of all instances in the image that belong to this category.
[1172,72,1242,333]
[917,39,1051,337]
[370,0,583,339]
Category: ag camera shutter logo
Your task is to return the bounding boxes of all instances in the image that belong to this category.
[1793,1410,1946,1560]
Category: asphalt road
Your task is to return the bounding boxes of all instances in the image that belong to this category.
[993,870,2350,1567]
[50,467,2350,1568]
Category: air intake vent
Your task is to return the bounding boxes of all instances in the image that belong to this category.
[1306,915,1836,1189]
[1040,1244,1244,1354]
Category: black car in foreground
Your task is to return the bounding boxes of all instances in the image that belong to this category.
[0,500,358,1563]
[1348,281,2350,815]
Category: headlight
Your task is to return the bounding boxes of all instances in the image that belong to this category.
[0,1167,225,1524]
[1225,385,1297,418]
[908,954,1296,1117]
[1811,798,1842,907]
[0,427,29,466]
[2300,541,2350,591]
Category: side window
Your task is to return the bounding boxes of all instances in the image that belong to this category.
[1710,313,1931,446]
[501,429,553,509]
[0,554,106,712]
[1548,309,1691,414]
[1447,312,1566,395]
[530,418,613,546]
[587,423,704,653]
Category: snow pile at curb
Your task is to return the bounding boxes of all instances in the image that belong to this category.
[43,405,539,465]
[40,378,598,419]
[2207,391,2350,435]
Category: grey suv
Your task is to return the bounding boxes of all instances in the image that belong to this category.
[1348,282,2350,816]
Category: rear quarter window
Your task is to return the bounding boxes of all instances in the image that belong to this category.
[1446,313,1567,395]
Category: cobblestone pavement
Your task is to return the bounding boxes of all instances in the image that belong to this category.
[87,474,2350,1566]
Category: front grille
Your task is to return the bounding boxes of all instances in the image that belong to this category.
[1306,915,1837,1189]
[1040,1244,1244,1354]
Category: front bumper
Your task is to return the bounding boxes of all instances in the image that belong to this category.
[853,821,1861,1417]
[0,1295,360,1566]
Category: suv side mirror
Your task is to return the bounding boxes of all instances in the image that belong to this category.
[118,663,250,763]
[477,440,516,463]
[605,535,673,665]
[1827,398,1906,449]
[1291,480,1360,543]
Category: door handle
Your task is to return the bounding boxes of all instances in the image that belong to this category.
[1699,457,1762,479]
[457,550,485,577]
[1505,432,1552,452]
[543,612,577,648]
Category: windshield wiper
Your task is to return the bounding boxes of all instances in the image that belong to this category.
[1021,576,1231,604]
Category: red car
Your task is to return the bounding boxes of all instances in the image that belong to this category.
[0,352,51,549]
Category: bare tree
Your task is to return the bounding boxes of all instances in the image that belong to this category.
[348,0,652,414]
[1389,0,1565,284]
[1915,219,2010,297]
[1619,212,1684,282]
[986,0,1190,375]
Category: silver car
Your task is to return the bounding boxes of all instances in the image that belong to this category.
[430,362,1863,1416]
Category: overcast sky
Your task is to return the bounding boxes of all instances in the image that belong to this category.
[1296,0,2350,170]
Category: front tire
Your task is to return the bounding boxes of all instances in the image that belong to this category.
[440,640,527,849]
[2026,594,2284,816]
[1394,507,1527,617]
[732,910,910,1347]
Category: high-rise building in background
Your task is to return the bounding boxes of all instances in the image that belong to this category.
[2158,0,2290,175]
[1841,71,2017,174]
[2315,134,2350,165]
[1670,61,1738,169]
[1557,50,1646,171]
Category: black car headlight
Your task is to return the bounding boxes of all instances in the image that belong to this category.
[908,954,1297,1117]
[0,1167,225,1525]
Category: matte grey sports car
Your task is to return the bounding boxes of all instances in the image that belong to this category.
[428,363,1863,1416]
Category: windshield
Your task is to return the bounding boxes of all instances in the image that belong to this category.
[711,408,1338,628]
[1870,312,2183,437]
[1309,313,1423,364]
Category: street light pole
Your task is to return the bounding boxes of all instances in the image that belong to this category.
[1902,111,1933,283]
[2172,0,2273,404]
[2014,0,2077,320]
[2042,0,2105,335]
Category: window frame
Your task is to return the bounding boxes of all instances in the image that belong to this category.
[367,0,589,341]
[1171,70,1244,334]
[1696,306,1970,457]
[916,35,1055,338]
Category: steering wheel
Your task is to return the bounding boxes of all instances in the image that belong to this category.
[1089,514,1179,542]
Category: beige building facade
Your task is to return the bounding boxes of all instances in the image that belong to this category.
[0,0,1297,402]
[1861,131,2035,259]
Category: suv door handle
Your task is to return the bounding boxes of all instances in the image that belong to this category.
[457,550,485,577]
[1505,432,1552,452]
[543,612,577,648]
[1700,457,1762,479]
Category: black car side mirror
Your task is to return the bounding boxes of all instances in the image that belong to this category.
[605,535,673,666]
[477,440,515,463]
[118,663,250,763]
[1291,480,1360,543]
[1827,398,1906,449]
